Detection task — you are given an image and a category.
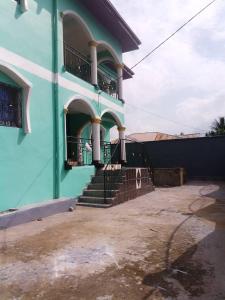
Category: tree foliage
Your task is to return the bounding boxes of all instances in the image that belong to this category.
[206,117,225,137]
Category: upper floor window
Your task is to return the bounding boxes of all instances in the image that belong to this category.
[0,83,22,128]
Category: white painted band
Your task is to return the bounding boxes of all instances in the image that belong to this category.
[0,47,124,114]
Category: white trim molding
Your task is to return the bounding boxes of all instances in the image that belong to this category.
[61,10,94,41]
[0,61,32,133]
[0,47,124,114]
[97,41,122,65]
[101,108,123,128]
[64,94,99,119]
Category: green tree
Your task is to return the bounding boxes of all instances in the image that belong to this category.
[206,117,225,136]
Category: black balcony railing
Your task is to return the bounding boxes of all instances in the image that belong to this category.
[65,136,93,169]
[98,67,118,99]
[102,141,112,164]
[64,43,91,83]
[64,43,119,99]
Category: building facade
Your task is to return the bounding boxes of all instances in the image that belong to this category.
[0,0,140,211]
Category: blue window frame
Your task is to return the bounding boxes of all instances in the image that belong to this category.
[0,83,22,128]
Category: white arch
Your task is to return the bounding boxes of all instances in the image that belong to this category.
[64,94,99,119]
[101,109,123,128]
[62,10,94,41]
[97,41,121,65]
[98,56,115,66]
[0,61,32,134]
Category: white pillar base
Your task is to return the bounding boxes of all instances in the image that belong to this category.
[117,64,124,101]
[92,117,101,164]
[118,126,126,163]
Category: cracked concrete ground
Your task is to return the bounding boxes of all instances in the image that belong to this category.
[0,181,225,300]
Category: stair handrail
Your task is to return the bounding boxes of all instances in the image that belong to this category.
[103,139,122,204]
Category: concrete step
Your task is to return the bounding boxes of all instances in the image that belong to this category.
[76,202,112,208]
[87,183,123,190]
[83,189,118,198]
[78,196,114,205]
[96,169,124,176]
[91,175,124,184]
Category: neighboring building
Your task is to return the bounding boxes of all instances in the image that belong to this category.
[0,0,140,211]
[125,132,202,142]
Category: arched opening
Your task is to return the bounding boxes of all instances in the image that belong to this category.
[97,43,120,99]
[101,110,124,164]
[0,63,32,133]
[63,12,92,83]
[64,98,96,167]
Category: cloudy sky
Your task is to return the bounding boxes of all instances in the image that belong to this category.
[111,0,225,135]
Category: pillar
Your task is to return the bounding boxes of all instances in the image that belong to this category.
[118,126,126,163]
[89,41,98,86]
[64,107,69,161]
[21,0,29,12]
[92,117,101,164]
[117,64,124,101]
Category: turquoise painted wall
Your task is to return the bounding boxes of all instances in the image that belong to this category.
[0,71,54,211]
[0,0,125,211]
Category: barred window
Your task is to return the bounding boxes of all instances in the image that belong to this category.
[0,83,22,128]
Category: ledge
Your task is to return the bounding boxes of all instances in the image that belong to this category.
[0,198,77,229]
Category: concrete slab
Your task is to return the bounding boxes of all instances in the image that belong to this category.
[1,182,225,299]
[0,197,77,229]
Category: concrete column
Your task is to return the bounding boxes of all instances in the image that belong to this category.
[21,0,29,12]
[118,126,126,163]
[89,41,98,86]
[63,108,69,161]
[117,64,124,101]
[92,117,101,164]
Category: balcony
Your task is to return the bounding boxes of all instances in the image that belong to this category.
[63,43,119,100]
[64,43,91,84]
[98,67,118,99]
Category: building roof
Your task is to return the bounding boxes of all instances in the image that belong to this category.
[125,132,202,142]
[123,65,135,80]
[127,132,179,142]
[81,0,141,53]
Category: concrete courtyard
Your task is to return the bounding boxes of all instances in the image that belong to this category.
[1,181,225,300]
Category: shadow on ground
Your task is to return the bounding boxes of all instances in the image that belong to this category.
[142,182,225,299]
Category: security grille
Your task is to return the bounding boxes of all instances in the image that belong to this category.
[0,83,22,128]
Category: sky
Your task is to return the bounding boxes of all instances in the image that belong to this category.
[110,0,225,136]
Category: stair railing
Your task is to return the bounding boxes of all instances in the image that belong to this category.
[103,139,122,204]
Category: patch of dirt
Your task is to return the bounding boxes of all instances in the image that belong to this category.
[1,182,225,300]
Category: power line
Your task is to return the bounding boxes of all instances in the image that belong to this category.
[123,1,219,133]
[130,0,218,70]
[126,102,206,133]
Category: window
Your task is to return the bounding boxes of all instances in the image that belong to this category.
[0,83,22,128]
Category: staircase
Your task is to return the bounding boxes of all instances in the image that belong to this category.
[77,167,154,208]
[78,169,124,208]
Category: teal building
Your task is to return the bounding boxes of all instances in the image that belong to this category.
[0,0,140,211]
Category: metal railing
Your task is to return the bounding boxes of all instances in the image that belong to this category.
[64,43,91,83]
[63,43,119,99]
[102,139,154,204]
[103,140,122,203]
[98,67,118,99]
[102,141,112,165]
[66,136,93,169]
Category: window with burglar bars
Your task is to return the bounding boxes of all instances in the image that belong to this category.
[0,83,22,128]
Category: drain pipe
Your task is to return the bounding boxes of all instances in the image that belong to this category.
[52,0,60,199]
